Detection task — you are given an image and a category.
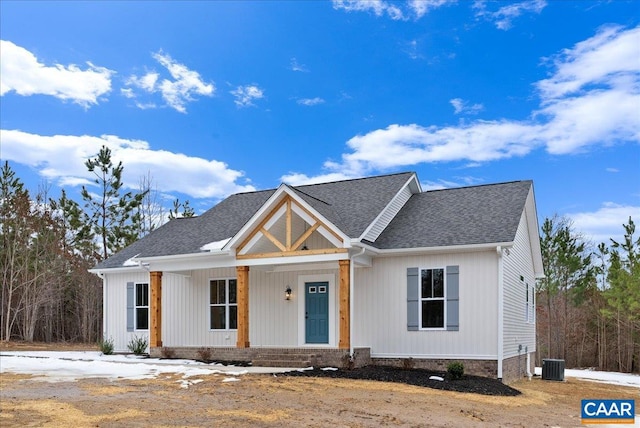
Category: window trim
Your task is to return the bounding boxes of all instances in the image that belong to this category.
[208,277,238,331]
[522,276,535,324]
[134,282,149,331]
[419,267,447,331]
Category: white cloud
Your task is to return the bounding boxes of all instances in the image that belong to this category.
[332,0,404,20]
[120,88,135,99]
[409,0,455,19]
[281,172,355,186]
[404,39,423,60]
[283,25,640,183]
[568,203,640,246]
[333,0,455,20]
[421,176,483,191]
[605,168,619,173]
[290,58,309,72]
[0,40,113,107]
[450,98,484,115]
[297,97,325,106]
[536,25,639,100]
[0,129,255,199]
[230,85,264,107]
[124,51,214,113]
[127,72,159,93]
[473,0,546,30]
[535,25,640,154]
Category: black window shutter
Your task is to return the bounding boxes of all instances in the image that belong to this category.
[126,282,134,332]
[446,266,459,331]
[407,267,419,331]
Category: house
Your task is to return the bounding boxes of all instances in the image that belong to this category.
[90,172,543,383]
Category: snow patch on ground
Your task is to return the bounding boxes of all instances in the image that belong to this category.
[0,351,293,382]
[1,352,637,389]
[534,367,639,388]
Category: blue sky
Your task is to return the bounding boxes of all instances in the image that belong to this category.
[1,0,638,245]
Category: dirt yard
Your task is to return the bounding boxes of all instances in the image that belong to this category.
[1,343,637,427]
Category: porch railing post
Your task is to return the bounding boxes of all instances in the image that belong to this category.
[339,260,350,349]
[150,271,163,348]
[236,265,250,348]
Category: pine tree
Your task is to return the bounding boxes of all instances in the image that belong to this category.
[537,216,595,360]
[80,146,148,260]
[168,198,195,220]
[603,217,640,372]
[0,162,32,340]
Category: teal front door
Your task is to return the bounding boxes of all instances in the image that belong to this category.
[305,282,329,344]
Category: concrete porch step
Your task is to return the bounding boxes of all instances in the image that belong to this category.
[252,351,321,368]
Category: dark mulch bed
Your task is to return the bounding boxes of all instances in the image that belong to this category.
[282,365,521,396]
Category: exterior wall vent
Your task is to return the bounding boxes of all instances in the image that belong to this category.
[542,359,565,381]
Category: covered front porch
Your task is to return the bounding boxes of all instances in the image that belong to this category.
[143,257,370,367]
[140,188,372,366]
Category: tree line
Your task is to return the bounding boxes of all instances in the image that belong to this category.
[536,216,639,373]
[0,146,193,343]
[1,147,638,373]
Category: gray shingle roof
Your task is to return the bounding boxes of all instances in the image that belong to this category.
[94,173,532,270]
[292,172,414,237]
[369,180,532,249]
[94,172,413,269]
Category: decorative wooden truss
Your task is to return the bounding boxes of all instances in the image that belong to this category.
[236,195,347,259]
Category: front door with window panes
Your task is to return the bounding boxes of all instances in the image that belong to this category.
[209,279,237,330]
[305,282,329,343]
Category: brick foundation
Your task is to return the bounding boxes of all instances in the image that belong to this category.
[150,347,530,383]
[372,357,498,379]
[150,346,371,369]
[501,352,535,384]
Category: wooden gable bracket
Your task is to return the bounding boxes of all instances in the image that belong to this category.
[236,195,347,259]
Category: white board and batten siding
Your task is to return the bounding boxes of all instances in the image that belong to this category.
[354,251,499,360]
[502,192,537,359]
[103,270,150,352]
[105,267,340,351]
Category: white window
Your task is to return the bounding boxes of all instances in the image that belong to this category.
[420,268,445,329]
[522,276,535,324]
[528,282,535,324]
[135,283,149,330]
[209,279,237,330]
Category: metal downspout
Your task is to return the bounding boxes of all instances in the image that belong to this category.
[497,246,504,380]
[99,273,106,341]
[349,247,366,358]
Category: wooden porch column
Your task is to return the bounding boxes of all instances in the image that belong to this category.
[150,271,163,348]
[339,260,350,349]
[236,266,250,348]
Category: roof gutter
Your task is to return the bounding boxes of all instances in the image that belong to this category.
[351,240,514,256]
[89,266,145,276]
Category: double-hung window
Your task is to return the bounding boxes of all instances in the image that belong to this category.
[135,283,149,330]
[209,279,237,330]
[420,268,445,329]
[523,276,535,324]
